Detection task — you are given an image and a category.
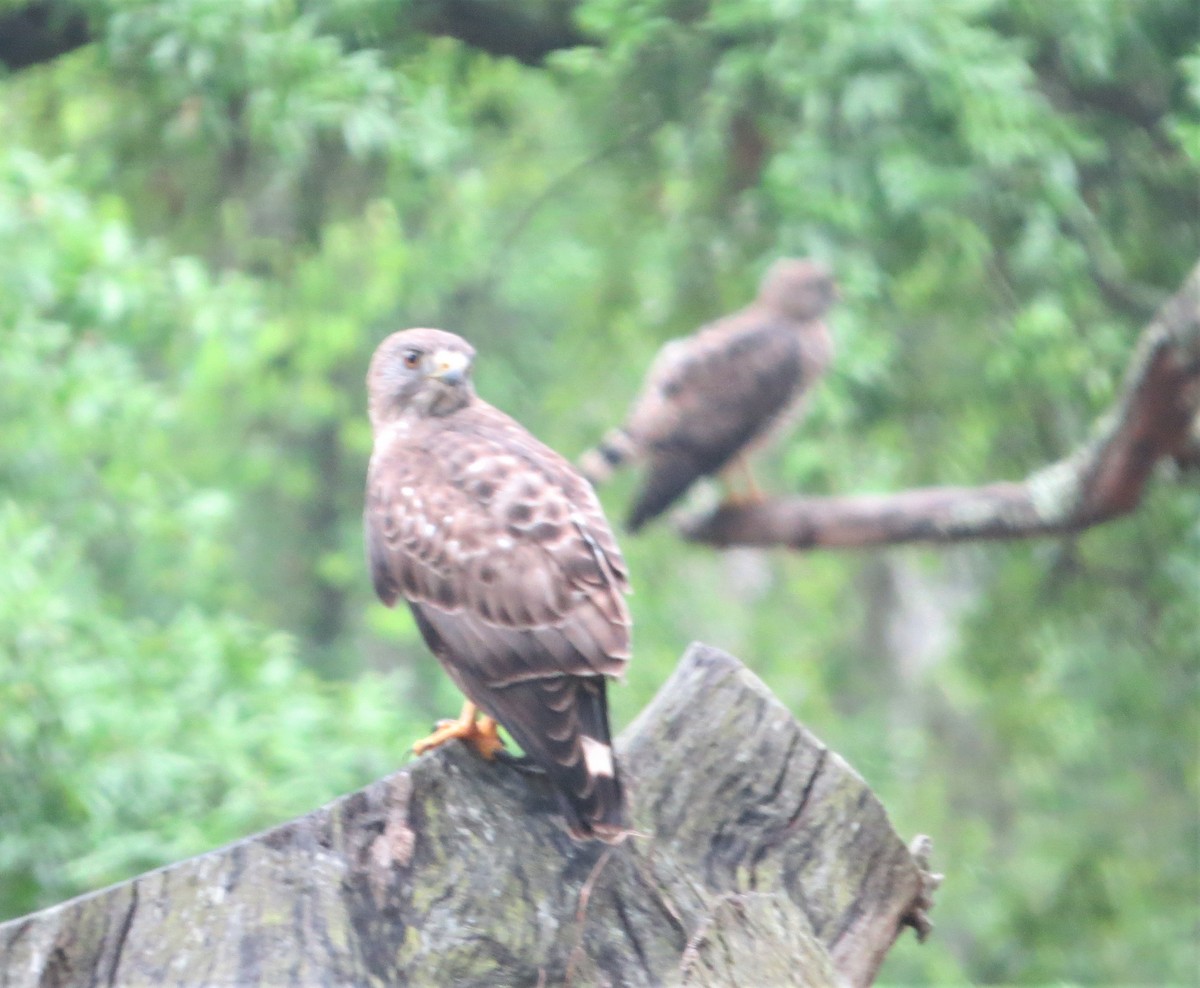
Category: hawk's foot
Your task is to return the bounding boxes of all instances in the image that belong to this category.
[413,701,506,761]
[718,454,767,507]
[718,488,768,509]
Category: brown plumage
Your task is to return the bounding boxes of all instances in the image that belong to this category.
[581,258,837,531]
[364,328,632,842]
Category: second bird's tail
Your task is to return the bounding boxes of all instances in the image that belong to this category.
[578,428,639,486]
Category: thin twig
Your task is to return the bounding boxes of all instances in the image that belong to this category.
[564,846,617,986]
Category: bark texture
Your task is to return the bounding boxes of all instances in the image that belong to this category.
[0,643,936,987]
[685,261,1200,551]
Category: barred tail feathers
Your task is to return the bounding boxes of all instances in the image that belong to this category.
[578,428,639,486]
[486,675,628,843]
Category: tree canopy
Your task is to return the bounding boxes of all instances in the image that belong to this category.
[1,1,1197,983]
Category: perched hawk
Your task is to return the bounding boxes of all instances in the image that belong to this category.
[364,328,632,842]
[581,259,837,531]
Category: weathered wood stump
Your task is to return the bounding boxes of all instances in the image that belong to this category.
[0,643,938,987]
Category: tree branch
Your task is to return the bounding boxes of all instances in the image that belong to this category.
[0,0,593,74]
[0,644,936,987]
[0,1,89,71]
[685,262,1200,550]
[408,0,592,66]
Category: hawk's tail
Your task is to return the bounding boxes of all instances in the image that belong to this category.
[578,428,639,487]
[627,446,707,532]
[488,675,628,843]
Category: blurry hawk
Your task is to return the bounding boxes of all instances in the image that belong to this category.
[364,328,631,842]
[581,259,837,531]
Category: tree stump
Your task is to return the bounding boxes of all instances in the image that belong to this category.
[0,643,937,987]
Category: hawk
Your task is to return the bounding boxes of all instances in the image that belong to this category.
[580,259,837,531]
[364,328,632,842]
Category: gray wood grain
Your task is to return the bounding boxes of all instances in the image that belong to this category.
[0,643,936,987]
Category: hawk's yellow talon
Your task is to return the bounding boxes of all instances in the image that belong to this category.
[719,453,767,507]
[412,701,505,761]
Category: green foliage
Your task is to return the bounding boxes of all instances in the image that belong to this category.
[0,502,406,915]
[1,0,1198,981]
[0,148,411,917]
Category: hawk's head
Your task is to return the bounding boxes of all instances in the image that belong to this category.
[758,258,837,322]
[368,328,477,425]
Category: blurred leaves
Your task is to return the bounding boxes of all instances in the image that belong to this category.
[1,0,1198,982]
[0,144,412,917]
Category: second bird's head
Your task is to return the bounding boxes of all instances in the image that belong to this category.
[758,258,838,321]
[368,328,477,425]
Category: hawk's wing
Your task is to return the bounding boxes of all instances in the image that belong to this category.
[365,402,631,839]
[365,403,631,689]
[623,310,805,529]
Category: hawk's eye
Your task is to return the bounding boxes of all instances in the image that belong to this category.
[402,349,421,369]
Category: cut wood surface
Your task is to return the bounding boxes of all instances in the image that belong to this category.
[0,643,937,987]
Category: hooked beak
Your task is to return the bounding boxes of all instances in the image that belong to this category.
[429,349,469,386]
